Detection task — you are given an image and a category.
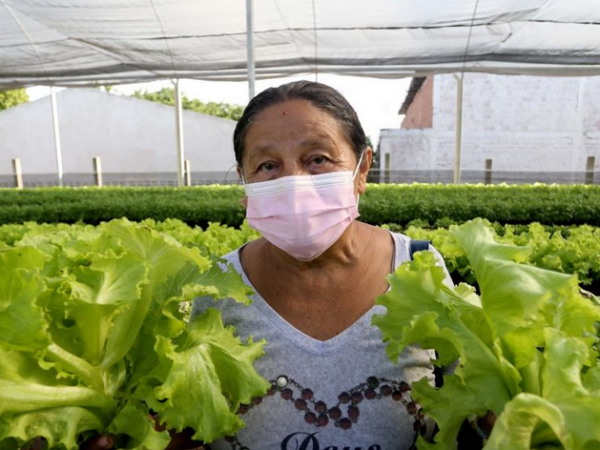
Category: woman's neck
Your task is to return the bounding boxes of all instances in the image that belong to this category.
[264,221,372,271]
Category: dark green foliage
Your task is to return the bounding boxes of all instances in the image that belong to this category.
[0,88,28,111]
[359,183,600,227]
[2,183,600,227]
[0,187,246,227]
[131,87,244,121]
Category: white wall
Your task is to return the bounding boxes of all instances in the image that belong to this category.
[382,74,600,177]
[379,129,436,170]
[0,89,237,180]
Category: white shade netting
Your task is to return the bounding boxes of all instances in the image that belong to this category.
[1,0,600,88]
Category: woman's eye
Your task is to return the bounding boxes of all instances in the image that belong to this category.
[258,162,275,172]
[311,156,327,165]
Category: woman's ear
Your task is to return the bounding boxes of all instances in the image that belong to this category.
[357,147,373,195]
[237,166,248,208]
[236,166,248,208]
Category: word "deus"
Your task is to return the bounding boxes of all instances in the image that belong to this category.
[281,432,382,450]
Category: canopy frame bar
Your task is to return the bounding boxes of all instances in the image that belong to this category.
[246,0,256,100]
[50,87,64,187]
[452,73,464,184]
[174,79,185,187]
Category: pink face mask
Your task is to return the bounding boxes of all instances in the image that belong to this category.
[244,161,362,261]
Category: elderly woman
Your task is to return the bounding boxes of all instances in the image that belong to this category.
[80,81,454,450]
[189,80,450,450]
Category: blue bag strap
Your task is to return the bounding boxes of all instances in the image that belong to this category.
[408,239,443,388]
[408,239,431,260]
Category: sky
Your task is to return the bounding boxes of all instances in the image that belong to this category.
[27,74,412,146]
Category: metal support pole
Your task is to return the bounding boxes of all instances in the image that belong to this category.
[93,156,103,187]
[246,0,256,101]
[12,158,23,189]
[453,74,464,184]
[174,79,185,187]
[50,87,64,187]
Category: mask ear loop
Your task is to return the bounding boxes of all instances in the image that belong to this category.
[352,151,365,180]
[238,166,250,208]
[239,165,247,185]
[353,150,366,206]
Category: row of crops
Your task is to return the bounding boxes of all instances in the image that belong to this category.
[2,218,600,292]
[2,185,600,450]
[2,183,600,226]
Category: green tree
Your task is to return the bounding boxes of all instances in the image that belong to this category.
[0,89,29,111]
[92,84,114,93]
[131,87,244,121]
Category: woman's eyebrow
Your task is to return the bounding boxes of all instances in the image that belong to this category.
[246,143,277,159]
[299,136,336,149]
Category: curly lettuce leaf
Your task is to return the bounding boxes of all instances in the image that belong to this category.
[451,219,600,369]
[124,257,254,402]
[373,219,600,450]
[0,343,110,448]
[53,251,148,366]
[108,403,170,450]
[181,259,255,306]
[136,308,270,444]
[373,250,520,449]
[0,247,51,351]
[0,407,105,450]
[100,220,211,370]
[0,219,268,449]
[486,329,600,450]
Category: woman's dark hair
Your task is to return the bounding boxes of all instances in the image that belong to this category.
[233,80,367,165]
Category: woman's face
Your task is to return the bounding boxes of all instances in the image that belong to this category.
[240,99,370,193]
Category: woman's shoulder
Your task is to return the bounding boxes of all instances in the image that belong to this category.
[386,229,411,245]
[385,228,441,257]
[374,226,450,279]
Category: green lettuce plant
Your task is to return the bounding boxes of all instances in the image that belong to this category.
[373,219,600,450]
[0,219,269,450]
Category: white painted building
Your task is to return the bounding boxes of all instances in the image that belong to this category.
[377,74,600,184]
[0,89,239,187]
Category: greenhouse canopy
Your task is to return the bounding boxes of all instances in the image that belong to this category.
[1,0,600,89]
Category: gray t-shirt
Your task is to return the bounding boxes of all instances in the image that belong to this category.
[192,232,447,450]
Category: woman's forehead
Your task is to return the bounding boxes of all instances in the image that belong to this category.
[254,98,333,124]
[245,99,347,148]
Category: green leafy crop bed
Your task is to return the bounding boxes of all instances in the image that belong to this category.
[4,219,599,292]
[2,183,600,226]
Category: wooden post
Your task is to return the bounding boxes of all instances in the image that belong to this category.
[485,159,493,185]
[184,159,192,186]
[12,158,23,189]
[384,153,391,184]
[586,156,595,185]
[93,156,103,187]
